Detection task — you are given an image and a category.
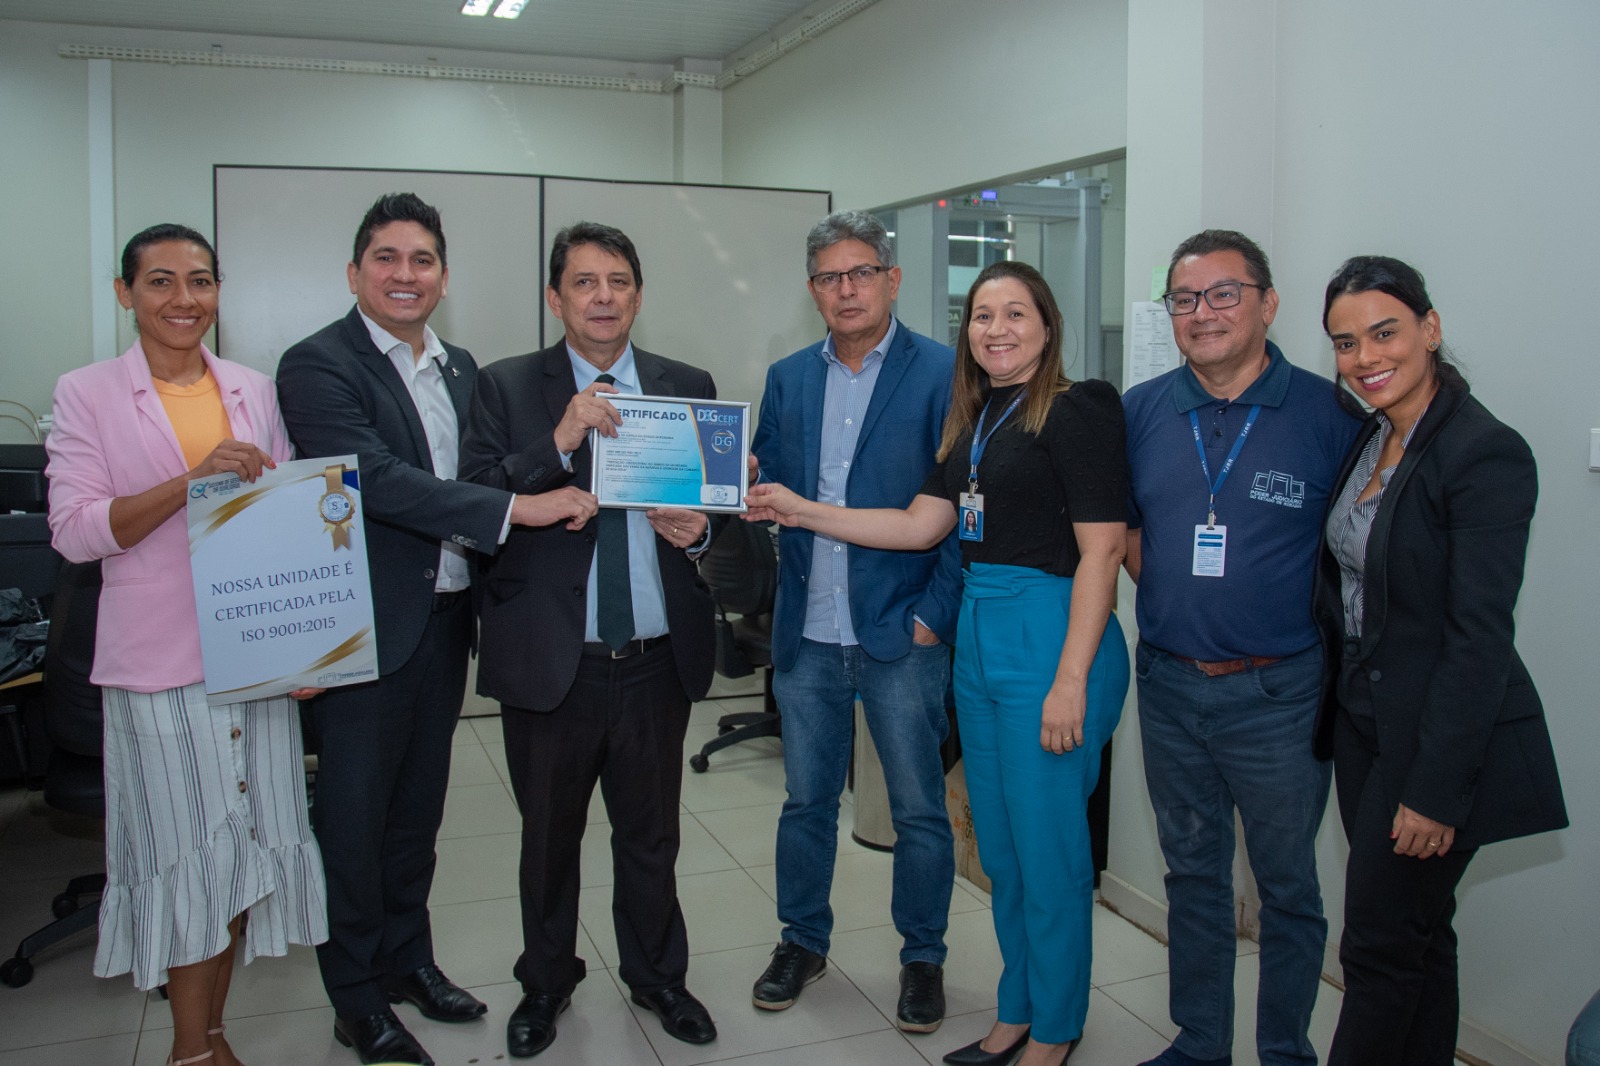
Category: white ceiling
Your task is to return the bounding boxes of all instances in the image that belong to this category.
[0,0,830,64]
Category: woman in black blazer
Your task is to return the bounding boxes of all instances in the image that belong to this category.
[1313,256,1566,1066]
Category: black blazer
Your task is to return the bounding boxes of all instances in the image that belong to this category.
[458,342,719,712]
[277,307,513,674]
[1313,379,1566,849]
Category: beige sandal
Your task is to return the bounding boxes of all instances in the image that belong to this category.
[166,1050,214,1066]
[207,1026,244,1066]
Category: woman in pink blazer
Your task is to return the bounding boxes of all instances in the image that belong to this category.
[45,224,326,1066]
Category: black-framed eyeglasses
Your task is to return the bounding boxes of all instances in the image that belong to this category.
[1161,281,1266,315]
[809,264,889,291]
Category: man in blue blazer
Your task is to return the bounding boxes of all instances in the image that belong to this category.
[749,211,961,1033]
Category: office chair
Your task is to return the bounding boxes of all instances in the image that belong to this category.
[1,560,104,989]
[690,518,778,773]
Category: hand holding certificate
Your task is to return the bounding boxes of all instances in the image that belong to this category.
[186,455,379,706]
[589,395,750,512]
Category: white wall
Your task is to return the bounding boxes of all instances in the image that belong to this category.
[0,19,678,427]
[0,23,94,437]
[721,0,1129,213]
[1270,5,1600,1060]
[1115,3,1599,1063]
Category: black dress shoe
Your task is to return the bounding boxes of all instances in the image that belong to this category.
[333,1008,435,1066]
[383,962,488,1022]
[751,941,826,1010]
[942,1027,1030,1066]
[506,991,570,1058]
[631,986,717,1045]
[896,961,945,1033]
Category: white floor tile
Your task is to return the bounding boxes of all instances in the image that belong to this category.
[429,830,520,907]
[468,715,505,745]
[634,941,893,1066]
[445,740,499,788]
[829,907,1004,1023]
[712,1027,932,1065]
[693,802,782,867]
[435,780,520,840]
[0,1031,139,1066]
[1097,951,1343,1066]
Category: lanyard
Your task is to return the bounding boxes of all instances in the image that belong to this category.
[968,390,1027,492]
[1188,404,1260,527]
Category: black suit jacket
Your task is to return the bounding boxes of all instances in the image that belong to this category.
[1313,380,1566,848]
[277,307,513,674]
[459,342,719,712]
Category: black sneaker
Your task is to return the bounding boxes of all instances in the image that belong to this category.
[895,961,945,1033]
[751,941,826,1010]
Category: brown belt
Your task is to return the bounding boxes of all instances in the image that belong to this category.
[1178,654,1282,677]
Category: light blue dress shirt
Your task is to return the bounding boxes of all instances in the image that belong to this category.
[801,318,896,646]
[565,345,669,642]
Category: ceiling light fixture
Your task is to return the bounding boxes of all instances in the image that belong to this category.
[492,0,527,18]
[460,0,492,15]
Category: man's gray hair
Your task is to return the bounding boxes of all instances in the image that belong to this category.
[805,210,895,276]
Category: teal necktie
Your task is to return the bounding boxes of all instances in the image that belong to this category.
[593,373,634,650]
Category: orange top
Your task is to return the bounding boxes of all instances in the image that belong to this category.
[152,371,233,469]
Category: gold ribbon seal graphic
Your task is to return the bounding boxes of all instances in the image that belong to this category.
[318,465,356,550]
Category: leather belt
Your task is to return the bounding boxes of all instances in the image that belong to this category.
[1178,653,1282,677]
[581,635,669,660]
[431,590,468,613]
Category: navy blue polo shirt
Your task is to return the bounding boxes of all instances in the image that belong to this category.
[1124,342,1360,660]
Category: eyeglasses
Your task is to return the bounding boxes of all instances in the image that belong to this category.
[1161,281,1266,316]
[809,264,889,291]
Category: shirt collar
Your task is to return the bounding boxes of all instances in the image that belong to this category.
[1171,339,1291,412]
[566,342,637,392]
[820,316,897,368]
[357,307,447,367]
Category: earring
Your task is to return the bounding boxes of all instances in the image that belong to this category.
[1428,342,1438,351]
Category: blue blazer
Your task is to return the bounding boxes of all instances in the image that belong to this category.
[752,321,962,672]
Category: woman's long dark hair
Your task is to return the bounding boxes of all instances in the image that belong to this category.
[1322,255,1464,415]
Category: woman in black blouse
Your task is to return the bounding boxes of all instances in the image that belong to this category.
[746,261,1129,1066]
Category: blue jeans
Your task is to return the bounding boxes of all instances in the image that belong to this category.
[957,564,1129,1044]
[1135,641,1331,1066]
[772,637,954,964]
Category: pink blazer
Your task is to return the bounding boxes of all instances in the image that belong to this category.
[45,342,293,693]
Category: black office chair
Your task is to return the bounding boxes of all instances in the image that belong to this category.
[1,560,105,989]
[690,518,778,773]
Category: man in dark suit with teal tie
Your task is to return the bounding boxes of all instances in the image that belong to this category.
[459,221,720,1059]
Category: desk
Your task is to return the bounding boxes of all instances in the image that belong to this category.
[0,670,43,786]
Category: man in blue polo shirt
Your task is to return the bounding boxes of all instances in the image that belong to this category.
[1123,230,1360,1066]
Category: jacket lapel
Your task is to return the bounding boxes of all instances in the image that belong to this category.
[853,324,912,462]
[124,343,190,477]
[343,309,435,472]
[1359,382,1469,654]
[800,351,826,502]
[540,345,585,477]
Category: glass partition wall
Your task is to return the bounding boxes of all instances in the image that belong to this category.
[873,159,1126,385]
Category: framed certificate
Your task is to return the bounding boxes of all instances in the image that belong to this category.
[589,395,750,512]
[186,455,379,706]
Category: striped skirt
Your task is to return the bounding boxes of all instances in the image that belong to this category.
[95,683,328,990]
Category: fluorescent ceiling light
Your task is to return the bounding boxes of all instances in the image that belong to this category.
[493,0,527,17]
[460,0,492,14]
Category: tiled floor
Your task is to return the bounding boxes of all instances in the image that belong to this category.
[0,678,1345,1065]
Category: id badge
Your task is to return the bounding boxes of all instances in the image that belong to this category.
[959,492,984,542]
[1192,524,1226,577]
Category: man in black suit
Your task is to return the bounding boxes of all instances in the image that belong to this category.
[277,193,596,1066]
[459,221,720,1059]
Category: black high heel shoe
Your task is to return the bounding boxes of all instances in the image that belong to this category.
[942,1028,1031,1066]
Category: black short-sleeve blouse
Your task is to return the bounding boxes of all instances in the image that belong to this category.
[920,378,1128,576]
